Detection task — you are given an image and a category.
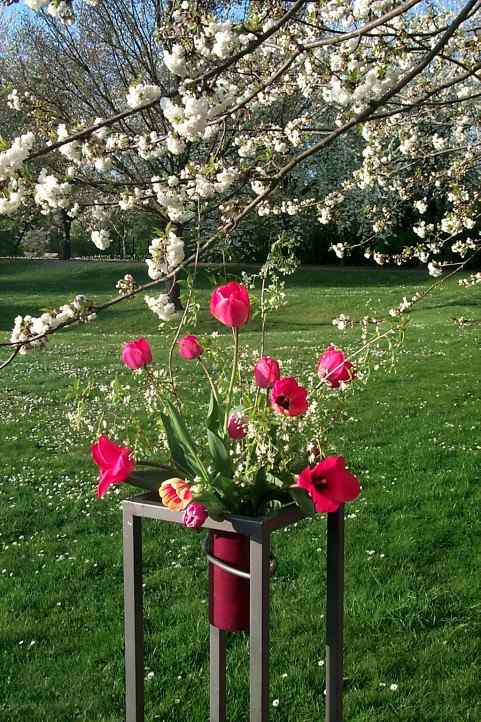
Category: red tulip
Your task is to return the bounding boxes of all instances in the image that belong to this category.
[209,281,251,328]
[91,435,135,498]
[227,412,248,439]
[293,456,360,513]
[178,335,203,360]
[121,338,152,370]
[254,356,280,388]
[318,345,355,388]
[270,377,309,417]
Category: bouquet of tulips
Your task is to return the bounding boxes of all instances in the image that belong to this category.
[91,281,361,528]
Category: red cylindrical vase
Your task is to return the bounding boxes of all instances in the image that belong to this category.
[208,531,250,632]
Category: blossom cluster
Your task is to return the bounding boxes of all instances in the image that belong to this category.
[146,230,185,281]
[2,1,481,355]
[10,295,95,354]
[458,272,481,288]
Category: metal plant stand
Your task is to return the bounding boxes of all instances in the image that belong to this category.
[122,492,345,722]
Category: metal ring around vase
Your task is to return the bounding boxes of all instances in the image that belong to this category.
[202,539,277,579]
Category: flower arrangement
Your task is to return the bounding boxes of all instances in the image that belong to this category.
[91,280,361,528]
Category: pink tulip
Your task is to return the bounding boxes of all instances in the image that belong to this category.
[318,345,355,388]
[91,435,135,498]
[121,338,152,370]
[227,412,248,439]
[209,281,251,328]
[159,478,192,512]
[254,356,280,388]
[270,377,309,417]
[293,456,360,513]
[178,335,203,360]
[183,502,208,529]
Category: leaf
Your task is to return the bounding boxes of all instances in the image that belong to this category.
[160,412,192,476]
[161,401,208,480]
[208,508,227,522]
[289,487,315,516]
[206,389,222,433]
[164,400,198,458]
[127,468,176,493]
[207,430,234,478]
[266,472,286,489]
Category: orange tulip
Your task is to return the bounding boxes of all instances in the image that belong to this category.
[159,478,192,511]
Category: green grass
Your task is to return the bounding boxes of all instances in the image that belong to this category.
[1,259,480,722]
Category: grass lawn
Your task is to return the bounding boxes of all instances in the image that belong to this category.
[0,259,480,722]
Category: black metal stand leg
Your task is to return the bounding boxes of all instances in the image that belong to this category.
[123,510,144,722]
[210,625,227,722]
[325,505,345,722]
[249,532,271,722]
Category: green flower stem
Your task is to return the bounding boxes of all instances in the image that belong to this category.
[167,274,196,401]
[198,358,220,406]
[224,327,240,433]
[145,365,168,396]
[260,274,267,357]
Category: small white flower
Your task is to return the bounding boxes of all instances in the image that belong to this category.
[428,261,443,278]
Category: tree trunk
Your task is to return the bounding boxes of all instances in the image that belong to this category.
[61,212,72,260]
[14,224,29,255]
[166,274,183,311]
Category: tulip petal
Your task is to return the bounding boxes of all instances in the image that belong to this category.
[310,490,340,514]
[326,469,360,503]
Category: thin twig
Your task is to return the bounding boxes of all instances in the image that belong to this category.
[0,346,21,371]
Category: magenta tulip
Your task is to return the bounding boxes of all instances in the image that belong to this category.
[209,281,251,328]
[178,335,203,360]
[227,412,248,439]
[293,456,360,513]
[121,337,152,370]
[183,502,209,529]
[254,356,280,388]
[270,377,309,417]
[318,345,355,388]
[91,435,135,498]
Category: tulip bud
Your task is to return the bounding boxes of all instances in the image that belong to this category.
[317,345,355,388]
[254,356,280,388]
[227,412,248,439]
[209,281,251,328]
[178,335,203,360]
[121,338,152,370]
[183,502,208,529]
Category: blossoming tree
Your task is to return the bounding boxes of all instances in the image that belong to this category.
[1,0,481,364]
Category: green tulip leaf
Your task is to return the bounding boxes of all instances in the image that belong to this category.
[161,401,209,480]
[160,412,194,477]
[207,430,233,478]
[127,468,176,493]
[289,486,316,516]
[206,389,222,433]
[164,400,197,457]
